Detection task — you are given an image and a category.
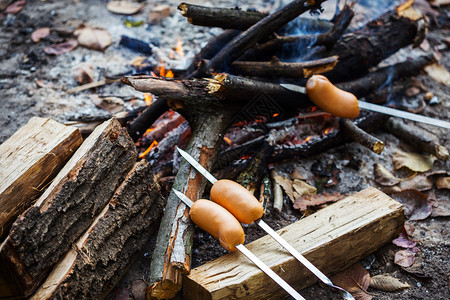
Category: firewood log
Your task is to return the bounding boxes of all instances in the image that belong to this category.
[0,117,82,240]
[183,187,404,300]
[0,118,137,298]
[30,160,165,300]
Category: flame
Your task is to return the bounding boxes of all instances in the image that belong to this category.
[324,128,332,135]
[138,140,158,159]
[144,93,153,106]
[273,113,279,117]
[175,37,184,58]
[158,58,174,78]
[144,127,155,134]
[223,137,232,145]
[304,136,312,142]
[166,70,174,78]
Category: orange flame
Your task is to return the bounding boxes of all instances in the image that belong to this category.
[175,37,184,58]
[166,70,174,78]
[223,137,232,145]
[324,128,332,135]
[138,140,158,159]
[304,136,312,142]
[273,113,279,117]
[144,93,153,106]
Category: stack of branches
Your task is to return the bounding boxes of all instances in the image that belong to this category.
[121,0,438,299]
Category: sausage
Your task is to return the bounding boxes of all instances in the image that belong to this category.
[306,74,360,119]
[190,199,245,251]
[210,179,264,224]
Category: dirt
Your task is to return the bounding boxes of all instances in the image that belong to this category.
[0,1,449,300]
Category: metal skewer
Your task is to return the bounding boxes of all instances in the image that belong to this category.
[173,189,305,300]
[177,147,355,300]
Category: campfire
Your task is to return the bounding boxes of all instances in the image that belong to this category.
[0,0,449,300]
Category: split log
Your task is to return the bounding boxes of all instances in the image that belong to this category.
[178,3,267,30]
[341,119,384,154]
[0,118,137,298]
[183,187,404,300]
[325,2,423,82]
[0,117,82,240]
[30,160,165,300]
[225,56,339,78]
[384,118,449,160]
[148,110,236,299]
[195,0,328,77]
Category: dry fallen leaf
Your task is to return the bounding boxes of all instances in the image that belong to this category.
[393,150,435,172]
[430,0,450,7]
[90,95,124,114]
[292,179,316,199]
[431,200,450,217]
[424,63,450,86]
[392,228,417,248]
[43,39,78,55]
[373,164,401,186]
[370,275,410,292]
[392,189,431,221]
[73,64,94,85]
[436,177,450,189]
[131,279,146,300]
[331,263,372,300]
[271,170,295,201]
[107,0,144,15]
[399,174,433,192]
[31,27,50,43]
[394,249,417,268]
[74,25,112,52]
[148,4,171,25]
[293,192,345,211]
[5,0,25,14]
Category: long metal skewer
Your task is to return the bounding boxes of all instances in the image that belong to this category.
[177,147,354,300]
[173,189,305,300]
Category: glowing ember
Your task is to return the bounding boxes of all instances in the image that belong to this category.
[138,140,158,159]
[304,136,312,142]
[240,154,251,160]
[144,93,153,106]
[175,37,184,58]
[223,137,232,145]
[273,113,279,117]
[324,128,332,135]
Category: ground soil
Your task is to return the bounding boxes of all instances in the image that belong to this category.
[0,1,449,300]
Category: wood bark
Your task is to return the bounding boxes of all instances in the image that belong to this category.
[326,4,422,82]
[225,56,339,78]
[183,187,404,300]
[148,109,236,299]
[0,117,82,240]
[30,160,165,300]
[178,3,267,30]
[341,119,384,154]
[384,118,449,160]
[0,118,137,298]
[195,0,328,77]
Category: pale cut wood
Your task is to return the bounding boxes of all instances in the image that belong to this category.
[0,118,137,298]
[0,117,82,239]
[183,187,404,300]
[31,160,165,300]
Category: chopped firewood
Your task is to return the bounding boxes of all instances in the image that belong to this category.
[30,160,165,300]
[178,3,267,30]
[224,56,339,78]
[0,118,137,298]
[0,117,82,240]
[341,119,384,154]
[183,187,404,300]
[384,118,449,160]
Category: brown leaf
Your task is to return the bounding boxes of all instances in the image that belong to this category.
[147,4,171,25]
[373,164,400,186]
[131,279,146,300]
[370,275,410,292]
[431,200,450,217]
[394,249,416,267]
[292,179,316,199]
[393,150,435,172]
[404,86,421,97]
[331,263,372,300]
[392,228,417,248]
[31,27,50,43]
[107,0,144,15]
[436,177,450,189]
[424,63,450,86]
[430,0,450,7]
[398,174,433,192]
[271,170,295,201]
[73,64,94,85]
[293,192,345,211]
[392,189,431,220]
[5,0,25,14]
[74,25,112,51]
[43,39,78,55]
[90,95,124,114]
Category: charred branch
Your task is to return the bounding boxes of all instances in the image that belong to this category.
[341,119,384,154]
[178,3,268,30]
[127,99,169,142]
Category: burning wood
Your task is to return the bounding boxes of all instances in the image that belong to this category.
[0,118,82,240]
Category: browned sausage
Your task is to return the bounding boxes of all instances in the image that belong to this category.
[210,179,264,224]
[190,199,245,251]
[306,75,360,119]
